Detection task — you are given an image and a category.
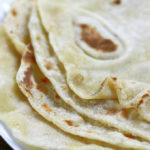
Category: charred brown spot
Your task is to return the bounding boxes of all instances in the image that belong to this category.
[19,82,33,97]
[112,0,121,5]
[137,99,144,108]
[36,34,41,41]
[101,79,106,87]
[23,67,33,89]
[118,87,122,90]
[124,133,135,139]
[11,9,17,17]
[142,94,149,99]
[55,94,60,99]
[106,108,119,115]
[36,85,47,94]
[112,77,117,81]
[80,24,117,52]
[42,103,53,112]
[23,51,35,63]
[44,59,54,70]
[64,120,73,126]
[24,88,33,97]
[27,44,34,51]
[40,77,50,84]
[121,109,128,118]
[64,120,79,127]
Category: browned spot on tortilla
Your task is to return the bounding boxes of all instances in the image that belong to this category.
[40,77,50,84]
[36,34,41,41]
[137,99,144,108]
[112,0,121,5]
[11,9,17,17]
[27,44,34,51]
[80,24,117,53]
[19,82,33,97]
[118,87,122,90]
[64,120,79,127]
[23,51,35,63]
[23,67,33,89]
[112,77,117,81]
[142,94,149,99]
[101,79,106,87]
[24,88,33,97]
[55,94,60,99]
[36,85,47,94]
[124,133,135,139]
[147,90,150,92]
[65,120,73,126]
[121,109,128,118]
[44,59,54,70]
[42,103,53,112]
[106,108,119,115]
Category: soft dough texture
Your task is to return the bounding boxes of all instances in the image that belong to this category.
[38,0,150,123]
[2,0,150,149]
[0,24,114,150]
[28,6,150,144]
[17,16,150,148]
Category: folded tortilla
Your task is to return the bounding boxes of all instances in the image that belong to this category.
[2,0,150,149]
[28,4,150,145]
[38,0,150,109]
[0,23,115,150]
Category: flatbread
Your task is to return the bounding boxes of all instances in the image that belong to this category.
[0,24,114,150]
[26,7,150,149]
[29,4,150,144]
[38,0,150,121]
[16,40,150,150]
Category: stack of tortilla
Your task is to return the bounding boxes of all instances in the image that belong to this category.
[1,0,150,149]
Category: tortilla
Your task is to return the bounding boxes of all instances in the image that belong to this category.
[0,23,116,150]
[28,4,150,144]
[16,40,150,150]
[2,0,150,149]
[38,0,150,116]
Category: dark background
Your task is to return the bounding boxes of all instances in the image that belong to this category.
[0,137,12,150]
